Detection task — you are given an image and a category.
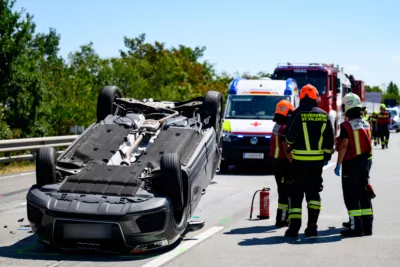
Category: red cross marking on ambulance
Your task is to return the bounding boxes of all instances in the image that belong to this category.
[251,122,262,127]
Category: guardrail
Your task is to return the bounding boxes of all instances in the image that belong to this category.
[0,135,78,163]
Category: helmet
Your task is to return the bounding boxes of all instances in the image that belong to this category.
[275,100,294,117]
[380,103,386,109]
[299,84,319,101]
[343,92,362,113]
[373,110,378,115]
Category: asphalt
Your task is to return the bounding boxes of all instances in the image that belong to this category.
[0,133,399,267]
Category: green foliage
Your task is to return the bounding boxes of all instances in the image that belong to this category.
[365,82,400,105]
[0,0,232,139]
[365,85,382,92]
[1,0,398,141]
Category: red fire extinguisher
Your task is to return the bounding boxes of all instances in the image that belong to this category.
[249,187,271,219]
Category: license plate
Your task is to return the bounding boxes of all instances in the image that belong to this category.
[243,153,264,159]
[63,223,113,239]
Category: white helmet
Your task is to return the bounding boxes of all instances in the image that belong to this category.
[343,93,362,113]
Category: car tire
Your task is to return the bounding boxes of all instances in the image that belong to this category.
[204,91,223,138]
[160,153,185,211]
[36,147,57,187]
[96,85,122,122]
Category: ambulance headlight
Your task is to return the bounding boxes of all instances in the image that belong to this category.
[222,132,231,142]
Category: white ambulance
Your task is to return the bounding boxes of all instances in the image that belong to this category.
[219,77,299,172]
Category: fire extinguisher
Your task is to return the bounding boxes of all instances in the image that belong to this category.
[249,187,271,219]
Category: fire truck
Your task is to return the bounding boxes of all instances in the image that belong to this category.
[271,62,365,136]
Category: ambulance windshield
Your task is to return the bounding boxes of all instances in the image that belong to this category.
[225,95,291,119]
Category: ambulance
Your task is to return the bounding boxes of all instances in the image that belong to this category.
[219,77,299,172]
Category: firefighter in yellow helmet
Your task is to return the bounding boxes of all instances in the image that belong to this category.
[376,104,391,149]
[369,110,379,146]
[283,84,334,237]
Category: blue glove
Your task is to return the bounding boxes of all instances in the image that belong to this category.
[334,165,341,176]
[323,161,328,166]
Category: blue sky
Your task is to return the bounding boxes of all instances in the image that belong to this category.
[13,0,400,87]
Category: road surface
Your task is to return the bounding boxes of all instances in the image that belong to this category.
[0,133,399,267]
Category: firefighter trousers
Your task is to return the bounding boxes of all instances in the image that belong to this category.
[371,123,379,144]
[342,156,374,235]
[287,160,324,234]
[272,158,291,226]
[378,125,390,147]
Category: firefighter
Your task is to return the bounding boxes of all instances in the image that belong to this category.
[334,92,373,236]
[376,104,391,149]
[362,106,369,121]
[283,84,335,237]
[369,110,379,146]
[270,99,295,228]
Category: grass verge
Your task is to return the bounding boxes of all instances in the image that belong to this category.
[0,161,35,175]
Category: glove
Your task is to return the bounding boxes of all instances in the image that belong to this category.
[334,165,341,176]
[367,184,376,199]
[323,161,328,166]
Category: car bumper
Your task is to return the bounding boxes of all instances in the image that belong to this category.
[26,186,182,253]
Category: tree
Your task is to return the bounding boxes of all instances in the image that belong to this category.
[365,85,382,92]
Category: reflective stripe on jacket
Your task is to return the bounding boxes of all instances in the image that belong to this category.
[342,118,372,161]
[284,105,334,161]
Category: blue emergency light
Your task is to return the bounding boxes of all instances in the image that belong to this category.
[229,77,246,94]
[284,78,296,96]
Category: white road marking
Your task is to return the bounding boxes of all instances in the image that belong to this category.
[323,162,336,171]
[0,171,34,181]
[140,226,225,267]
[0,200,26,212]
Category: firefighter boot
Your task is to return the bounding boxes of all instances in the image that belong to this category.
[285,219,301,237]
[386,139,389,149]
[275,208,289,228]
[304,209,320,237]
[340,217,363,237]
[362,215,373,236]
[373,137,377,146]
[342,220,350,228]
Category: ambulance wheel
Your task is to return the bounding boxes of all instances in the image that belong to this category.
[219,160,230,173]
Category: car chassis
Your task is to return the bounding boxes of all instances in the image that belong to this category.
[26,85,223,253]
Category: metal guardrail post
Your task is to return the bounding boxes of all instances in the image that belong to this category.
[0,135,78,164]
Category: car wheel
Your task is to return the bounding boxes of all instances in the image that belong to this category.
[96,85,122,122]
[204,91,223,138]
[160,153,185,211]
[36,147,57,187]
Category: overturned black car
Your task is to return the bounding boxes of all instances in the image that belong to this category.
[26,86,223,253]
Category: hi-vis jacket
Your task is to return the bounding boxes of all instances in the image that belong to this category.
[284,105,334,161]
[270,122,288,160]
[341,118,372,161]
[376,111,390,125]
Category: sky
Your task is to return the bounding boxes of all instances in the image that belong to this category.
[13,0,400,88]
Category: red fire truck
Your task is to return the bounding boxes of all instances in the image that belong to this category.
[271,62,365,136]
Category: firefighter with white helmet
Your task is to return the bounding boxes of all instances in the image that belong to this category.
[335,92,374,236]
